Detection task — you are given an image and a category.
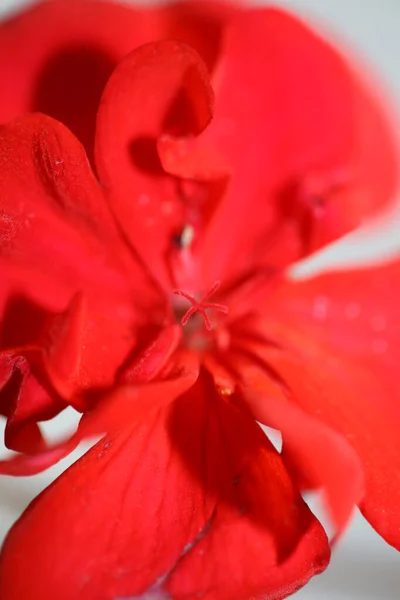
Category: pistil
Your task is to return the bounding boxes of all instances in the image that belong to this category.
[173,280,228,331]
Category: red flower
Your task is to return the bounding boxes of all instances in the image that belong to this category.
[0,1,400,599]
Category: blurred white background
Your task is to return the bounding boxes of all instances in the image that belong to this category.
[0,1,399,599]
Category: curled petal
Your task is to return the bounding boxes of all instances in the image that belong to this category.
[0,0,234,159]
[249,261,400,549]
[158,133,228,181]
[95,40,214,290]
[121,324,182,384]
[0,352,199,476]
[0,355,65,454]
[77,351,200,440]
[0,290,136,448]
[0,437,78,476]
[0,113,160,438]
[235,359,364,536]
[160,8,398,287]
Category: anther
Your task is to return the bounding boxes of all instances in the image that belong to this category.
[173,280,228,331]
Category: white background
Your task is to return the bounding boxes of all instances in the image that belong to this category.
[0,1,400,599]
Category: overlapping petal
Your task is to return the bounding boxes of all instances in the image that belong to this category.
[234,357,363,536]
[0,113,138,308]
[96,40,214,290]
[241,262,400,549]
[0,113,163,448]
[0,114,131,352]
[0,2,398,598]
[159,9,398,288]
[0,353,65,453]
[0,0,236,160]
[0,350,199,476]
[0,377,329,600]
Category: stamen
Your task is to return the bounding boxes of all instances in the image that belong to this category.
[173,280,228,331]
[173,224,195,249]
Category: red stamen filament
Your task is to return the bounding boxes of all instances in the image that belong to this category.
[173,280,228,331]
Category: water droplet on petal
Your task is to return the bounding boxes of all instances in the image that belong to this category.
[345,302,360,320]
[370,315,386,332]
[372,338,388,355]
[313,296,329,321]
[138,193,150,206]
[161,200,174,215]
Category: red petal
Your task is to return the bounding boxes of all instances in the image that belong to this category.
[95,40,214,290]
[0,0,234,160]
[161,9,398,288]
[0,343,66,455]
[0,352,199,476]
[0,290,135,456]
[234,356,363,536]
[0,113,139,312]
[121,324,182,384]
[39,291,137,405]
[248,262,400,549]
[0,355,64,453]
[0,377,329,599]
[0,437,78,476]
[0,113,160,454]
[77,351,200,440]
[0,112,156,385]
[158,132,228,180]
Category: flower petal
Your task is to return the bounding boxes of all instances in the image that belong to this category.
[0,436,78,476]
[0,111,156,370]
[0,352,199,476]
[26,291,139,405]
[0,290,136,455]
[160,8,398,287]
[0,0,234,160]
[0,353,65,453]
[0,113,159,451]
[121,324,182,384]
[95,40,214,290]
[234,356,363,536]
[0,113,139,312]
[248,262,400,549]
[77,350,200,441]
[0,377,329,599]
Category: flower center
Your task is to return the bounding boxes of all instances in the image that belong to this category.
[172,280,228,331]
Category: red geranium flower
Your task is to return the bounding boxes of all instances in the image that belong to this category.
[0,1,399,599]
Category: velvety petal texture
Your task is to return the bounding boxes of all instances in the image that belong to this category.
[160,9,398,288]
[240,263,400,549]
[0,113,160,444]
[0,114,131,307]
[95,40,214,290]
[0,1,399,599]
[0,354,199,476]
[234,359,364,537]
[0,379,329,600]
[0,0,236,159]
